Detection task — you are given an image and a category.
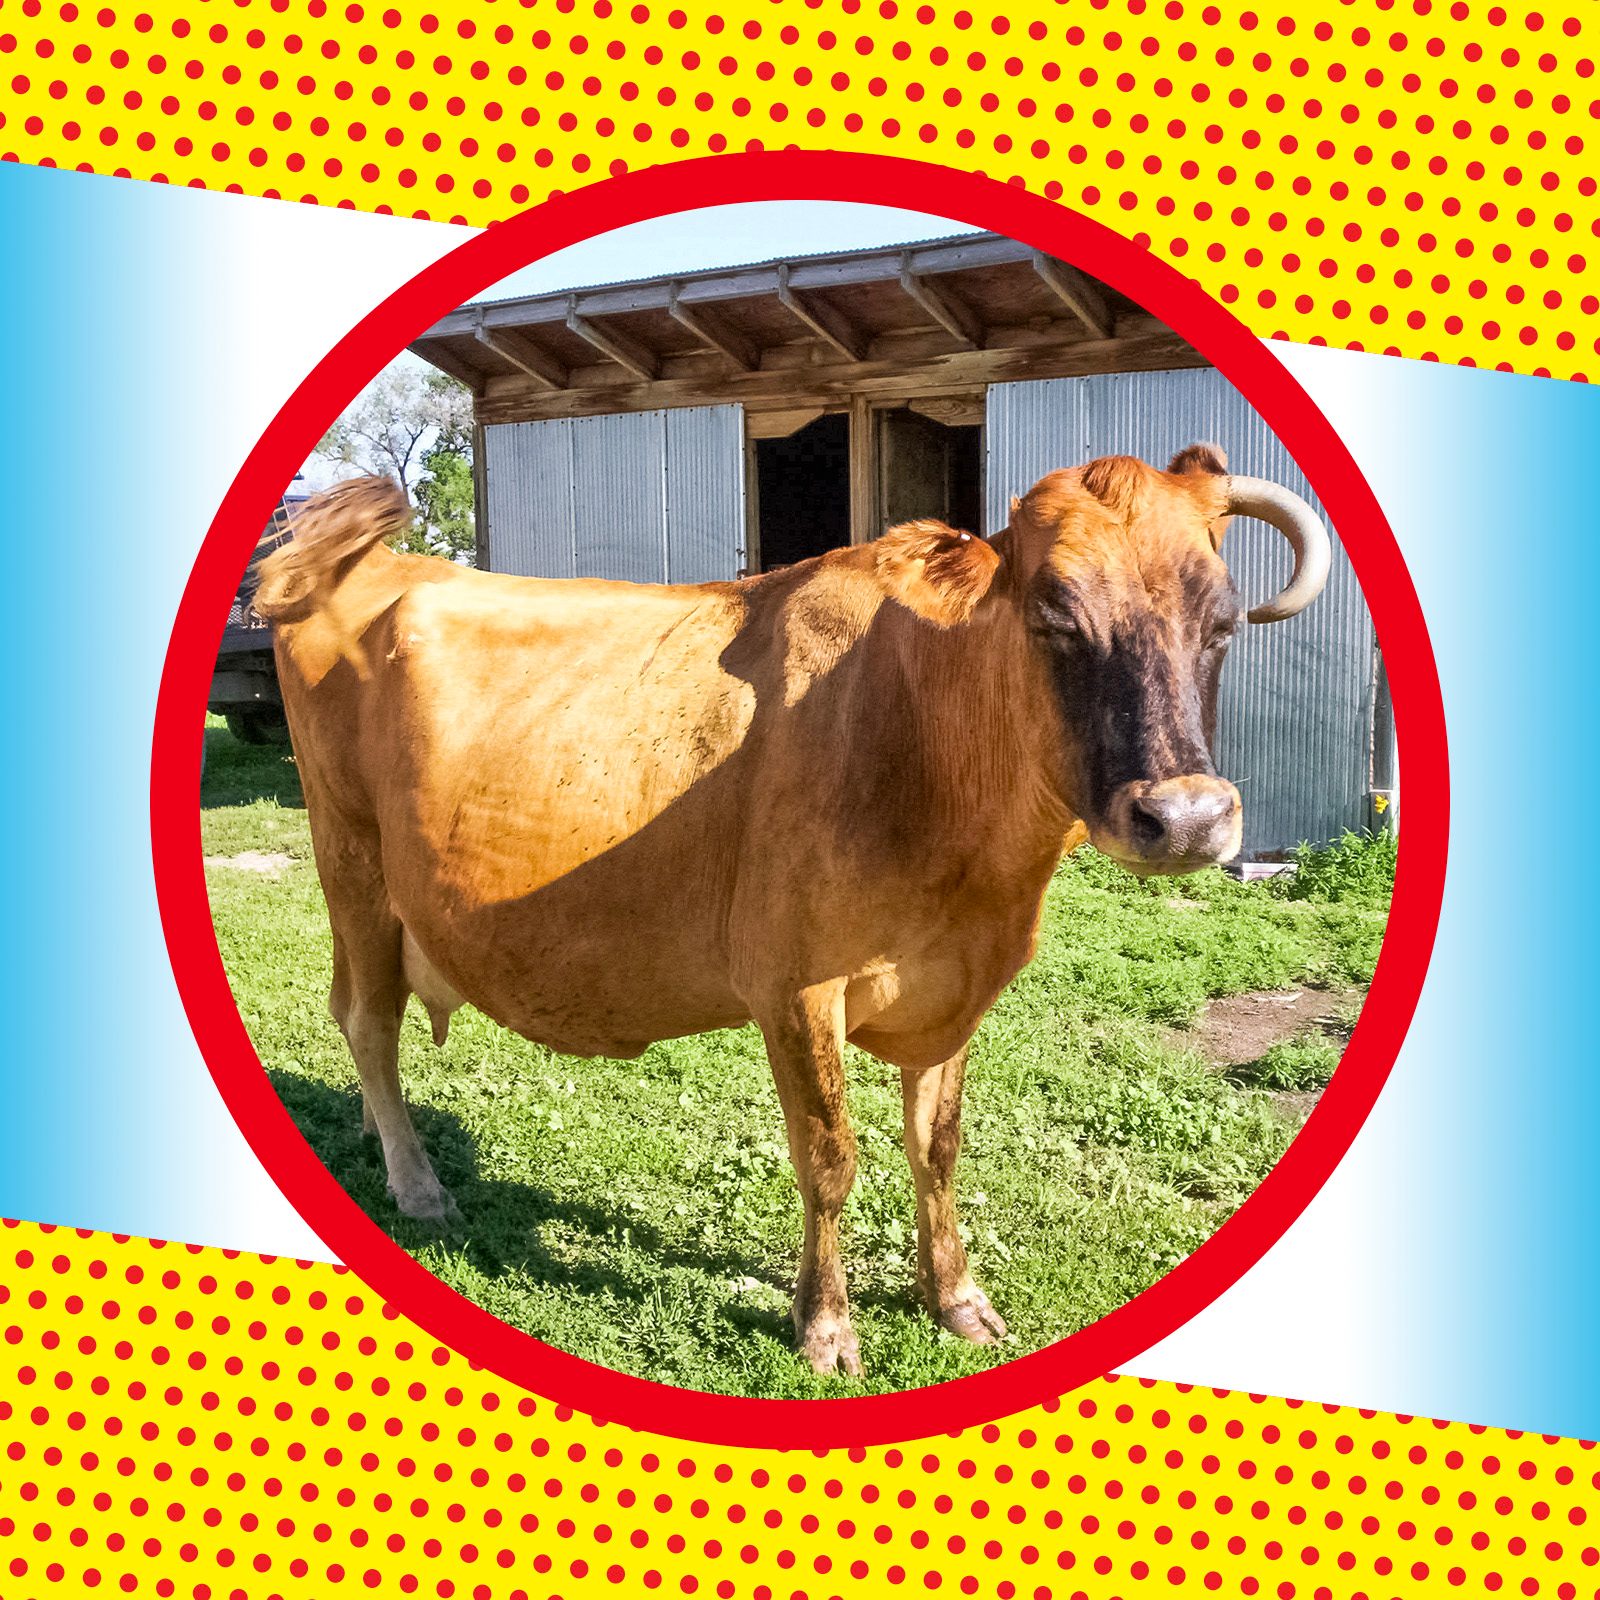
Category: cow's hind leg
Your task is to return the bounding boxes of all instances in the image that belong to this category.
[900,1048,1006,1344]
[757,980,861,1377]
[325,863,457,1226]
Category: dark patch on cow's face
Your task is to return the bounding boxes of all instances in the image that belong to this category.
[1025,553,1245,869]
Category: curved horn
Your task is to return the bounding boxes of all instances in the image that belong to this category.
[1226,476,1334,624]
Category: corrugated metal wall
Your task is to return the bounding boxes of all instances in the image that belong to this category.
[986,369,1376,856]
[482,417,577,579]
[665,408,748,583]
[483,405,745,583]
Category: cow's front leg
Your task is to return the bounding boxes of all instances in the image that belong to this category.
[900,1048,1006,1344]
[758,980,861,1377]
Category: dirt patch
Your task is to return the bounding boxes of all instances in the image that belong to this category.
[204,850,293,877]
[1170,983,1363,1128]
[1169,983,1358,1069]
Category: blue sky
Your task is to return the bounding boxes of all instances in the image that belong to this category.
[474,200,981,302]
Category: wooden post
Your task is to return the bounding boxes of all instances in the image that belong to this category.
[742,424,761,577]
[471,418,489,570]
[849,393,875,546]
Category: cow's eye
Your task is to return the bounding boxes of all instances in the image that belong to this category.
[1046,618,1084,649]
[1026,600,1078,640]
[1204,619,1238,650]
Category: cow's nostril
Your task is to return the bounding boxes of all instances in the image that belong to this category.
[1128,797,1168,848]
[1113,779,1239,864]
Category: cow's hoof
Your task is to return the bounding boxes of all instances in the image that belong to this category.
[800,1317,863,1377]
[938,1289,1007,1345]
[390,1183,461,1230]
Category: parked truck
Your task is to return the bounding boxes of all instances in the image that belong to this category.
[207,485,308,743]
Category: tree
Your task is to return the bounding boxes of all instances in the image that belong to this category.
[413,442,476,561]
[315,364,476,561]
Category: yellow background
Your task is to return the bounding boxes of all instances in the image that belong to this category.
[3,1222,1597,1596]
[0,0,1594,378]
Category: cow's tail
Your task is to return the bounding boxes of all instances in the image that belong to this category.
[252,476,413,620]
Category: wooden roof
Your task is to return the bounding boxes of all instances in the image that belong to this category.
[412,232,1205,426]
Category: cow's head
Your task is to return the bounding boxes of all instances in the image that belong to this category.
[999,444,1331,874]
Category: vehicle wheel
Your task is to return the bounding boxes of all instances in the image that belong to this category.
[225,706,290,745]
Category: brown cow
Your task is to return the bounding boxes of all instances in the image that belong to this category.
[254,445,1330,1375]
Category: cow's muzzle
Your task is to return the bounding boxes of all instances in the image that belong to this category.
[1096,775,1243,874]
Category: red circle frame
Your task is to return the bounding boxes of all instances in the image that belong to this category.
[151,151,1449,1450]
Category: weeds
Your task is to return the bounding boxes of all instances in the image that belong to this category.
[1282,827,1398,907]
[1240,1033,1344,1092]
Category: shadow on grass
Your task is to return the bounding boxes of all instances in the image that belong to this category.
[266,1069,797,1343]
[202,724,304,809]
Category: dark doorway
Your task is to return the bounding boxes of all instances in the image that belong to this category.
[878,407,984,536]
[753,413,851,571]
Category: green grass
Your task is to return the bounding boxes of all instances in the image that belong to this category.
[1235,1032,1345,1092]
[202,716,1394,1398]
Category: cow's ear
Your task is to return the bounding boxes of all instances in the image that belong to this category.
[1169,442,1232,550]
[876,519,1000,627]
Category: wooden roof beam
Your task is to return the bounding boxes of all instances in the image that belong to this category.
[419,236,1109,344]
[899,253,984,349]
[564,298,661,382]
[410,340,487,397]
[473,319,569,390]
[474,323,1206,425]
[775,262,869,362]
[1032,251,1115,341]
[667,284,760,371]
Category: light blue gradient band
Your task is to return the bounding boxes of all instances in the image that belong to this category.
[0,160,1595,1440]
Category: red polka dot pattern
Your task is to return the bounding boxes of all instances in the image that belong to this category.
[1,1219,1597,1598]
[0,1,1592,380]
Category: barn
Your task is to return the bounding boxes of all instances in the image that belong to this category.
[411,231,1395,861]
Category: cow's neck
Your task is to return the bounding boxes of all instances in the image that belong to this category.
[877,577,1075,876]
